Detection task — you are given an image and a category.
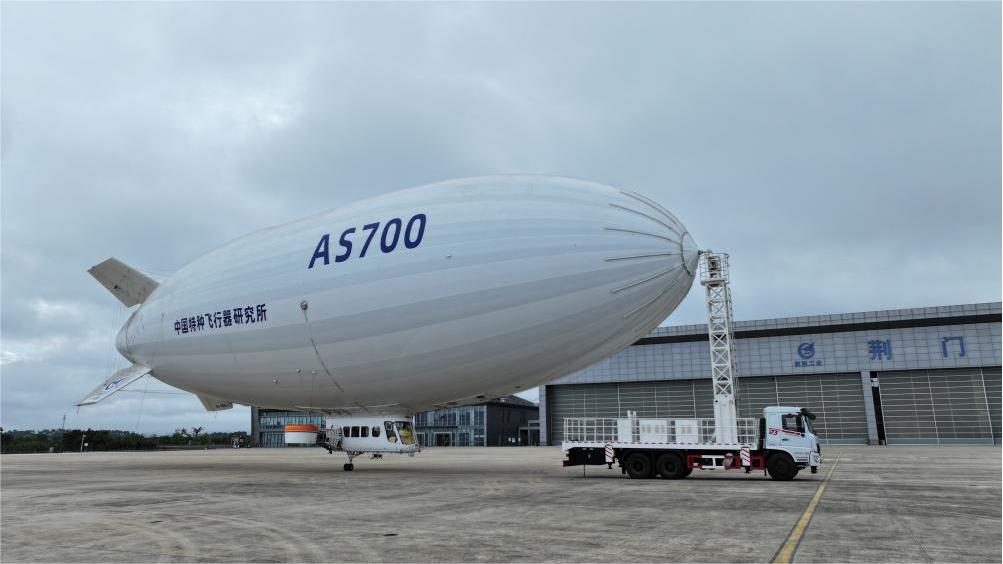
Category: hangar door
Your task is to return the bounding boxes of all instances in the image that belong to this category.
[547,380,714,443]
[736,373,868,444]
[877,367,1001,445]
[547,373,867,444]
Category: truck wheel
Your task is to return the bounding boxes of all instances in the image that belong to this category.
[655,453,686,479]
[623,452,652,479]
[766,454,797,481]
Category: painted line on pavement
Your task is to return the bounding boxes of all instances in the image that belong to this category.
[771,451,842,564]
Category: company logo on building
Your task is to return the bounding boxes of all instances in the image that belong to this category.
[795,342,822,368]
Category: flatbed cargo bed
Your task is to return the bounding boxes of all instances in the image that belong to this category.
[561,440,755,450]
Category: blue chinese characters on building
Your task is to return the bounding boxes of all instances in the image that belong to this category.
[867,339,892,361]
[794,342,823,368]
[941,336,966,358]
[175,304,267,335]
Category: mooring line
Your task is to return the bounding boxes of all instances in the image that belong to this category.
[771,451,842,564]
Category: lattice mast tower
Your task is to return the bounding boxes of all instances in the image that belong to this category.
[700,251,739,444]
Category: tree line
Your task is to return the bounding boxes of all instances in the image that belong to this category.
[1,427,250,454]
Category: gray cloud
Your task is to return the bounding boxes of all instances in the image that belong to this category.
[2,2,999,432]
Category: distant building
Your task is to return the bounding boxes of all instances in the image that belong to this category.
[414,395,539,447]
[251,408,324,447]
[251,395,539,447]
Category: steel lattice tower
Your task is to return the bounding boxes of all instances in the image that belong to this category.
[700,252,739,444]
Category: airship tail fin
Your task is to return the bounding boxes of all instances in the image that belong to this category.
[88,258,159,307]
[77,363,151,406]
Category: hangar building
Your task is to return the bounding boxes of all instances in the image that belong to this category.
[540,302,1001,446]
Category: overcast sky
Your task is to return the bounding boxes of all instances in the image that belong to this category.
[2,2,999,434]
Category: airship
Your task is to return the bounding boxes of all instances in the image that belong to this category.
[82,175,699,468]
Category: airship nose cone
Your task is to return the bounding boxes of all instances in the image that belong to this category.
[603,188,700,328]
[680,231,699,276]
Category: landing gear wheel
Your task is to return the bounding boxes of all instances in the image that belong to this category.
[655,452,687,479]
[623,452,652,479]
[766,454,798,481]
[343,463,354,472]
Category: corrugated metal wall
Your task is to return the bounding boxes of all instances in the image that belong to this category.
[547,373,868,444]
[736,374,868,444]
[985,368,1002,444]
[878,367,1001,444]
[547,380,713,443]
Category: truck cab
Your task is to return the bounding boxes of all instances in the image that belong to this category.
[762,406,821,478]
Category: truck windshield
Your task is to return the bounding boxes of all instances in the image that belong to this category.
[803,416,815,435]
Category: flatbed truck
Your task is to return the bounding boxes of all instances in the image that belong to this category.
[561,406,822,480]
